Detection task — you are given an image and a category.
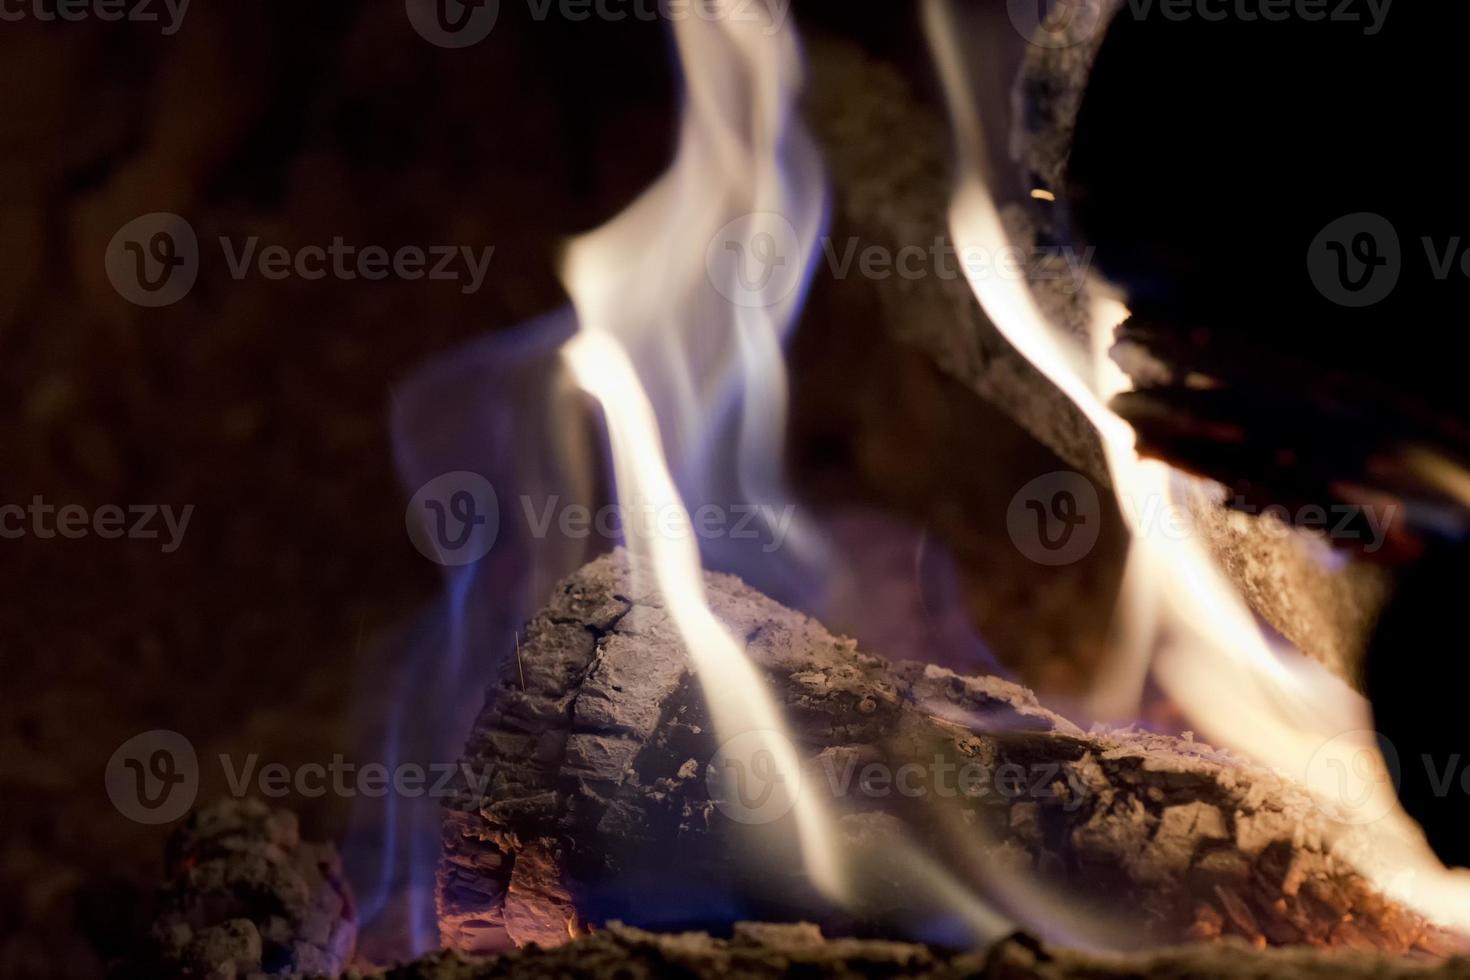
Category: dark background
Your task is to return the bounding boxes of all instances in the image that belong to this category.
[0,3,1123,974]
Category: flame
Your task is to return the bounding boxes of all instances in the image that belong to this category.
[557,0,846,914]
[564,331,844,897]
[556,3,1013,944]
[924,0,1470,934]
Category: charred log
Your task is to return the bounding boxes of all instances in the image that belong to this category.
[437,552,1455,959]
[801,36,1391,689]
[123,798,357,979]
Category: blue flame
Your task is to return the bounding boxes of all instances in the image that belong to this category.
[345,310,602,959]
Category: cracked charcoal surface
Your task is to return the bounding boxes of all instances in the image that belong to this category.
[437,552,1454,959]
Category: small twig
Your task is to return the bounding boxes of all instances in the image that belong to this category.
[515,631,526,690]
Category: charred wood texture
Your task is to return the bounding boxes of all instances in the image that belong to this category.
[803,37,1108,485]
[801,37,1390,689]
[367,921,1470,980]
[126,798,357,979]
[436,552,1455,959]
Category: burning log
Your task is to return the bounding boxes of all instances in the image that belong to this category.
[437,552,1455,959]
[374,922,1470,980]
[800,36,1391,691]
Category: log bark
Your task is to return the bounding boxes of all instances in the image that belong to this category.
[363,921,1470,980]
[801,36,1390,691]
[436,552,1455,960]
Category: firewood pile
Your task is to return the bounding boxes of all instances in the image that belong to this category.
[131,556,1466,977]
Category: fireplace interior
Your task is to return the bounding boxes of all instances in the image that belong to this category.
[3,2,1467,978]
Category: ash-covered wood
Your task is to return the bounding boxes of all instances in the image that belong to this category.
[437,552,1455,959]
[364,921,1470,980]
[125,798,356,978]
[801,37,1390,690]
[803,38,1108,485]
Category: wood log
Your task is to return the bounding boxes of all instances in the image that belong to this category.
[125,798,357,978]
[800,36,1391,690]
[436,552,1456,959]
[362,921,1470,980]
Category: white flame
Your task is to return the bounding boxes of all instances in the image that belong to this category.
[557,4,1011,943]
[565,331,843,897]
[924,0,1470,935]
[558,3,843,903]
